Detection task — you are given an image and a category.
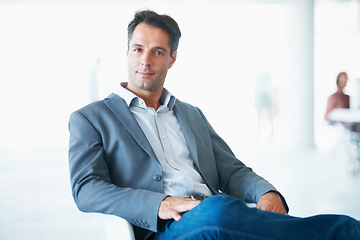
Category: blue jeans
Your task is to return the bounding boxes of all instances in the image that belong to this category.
[154,195,360,240]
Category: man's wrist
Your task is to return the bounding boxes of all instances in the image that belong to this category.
[265,190,289,213]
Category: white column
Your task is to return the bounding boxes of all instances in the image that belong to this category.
[280,0,315,149]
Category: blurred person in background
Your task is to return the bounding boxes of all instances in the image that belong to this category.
[324,72,360,168]
[254,71,274,142]
[324,72,349,122]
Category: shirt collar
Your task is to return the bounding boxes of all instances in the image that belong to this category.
[116,82,176,110]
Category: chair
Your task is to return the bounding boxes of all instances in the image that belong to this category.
[105,215,135,240]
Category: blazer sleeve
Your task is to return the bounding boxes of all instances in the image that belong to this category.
[68,110,167,232]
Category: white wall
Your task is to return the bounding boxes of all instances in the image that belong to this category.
[0,0,359,152]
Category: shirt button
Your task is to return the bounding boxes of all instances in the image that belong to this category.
[153,175,162,182]
[162,136,166,140]
[169,159,174,163]
[184,172,188,176]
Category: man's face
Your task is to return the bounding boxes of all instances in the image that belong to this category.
[127,23,177,93]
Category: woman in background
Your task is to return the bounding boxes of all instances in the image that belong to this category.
[324,72,349,122]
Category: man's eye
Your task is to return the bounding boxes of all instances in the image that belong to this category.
[134,48,142,52]
[155,51,164,55]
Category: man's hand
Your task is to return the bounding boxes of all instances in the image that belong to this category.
[256,191,287,214]
[158,196,201,221]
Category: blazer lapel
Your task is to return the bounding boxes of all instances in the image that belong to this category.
[104,93,158,161]
[174,102,220,194]
[173,104,199,167]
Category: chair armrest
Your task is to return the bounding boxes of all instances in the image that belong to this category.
[104,215,135,240]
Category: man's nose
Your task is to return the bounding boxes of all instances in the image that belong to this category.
[141,52,151,66]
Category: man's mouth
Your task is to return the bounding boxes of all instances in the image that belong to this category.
[137,69,155,77]
[138,72,154,76]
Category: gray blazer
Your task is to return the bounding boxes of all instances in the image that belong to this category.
[68,93,280,238]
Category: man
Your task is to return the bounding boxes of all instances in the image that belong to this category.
[68,10,360,240]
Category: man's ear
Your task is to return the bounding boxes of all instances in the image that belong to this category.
[168,50,177,69]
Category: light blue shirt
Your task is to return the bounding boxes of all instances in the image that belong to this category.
[117,83,213,198]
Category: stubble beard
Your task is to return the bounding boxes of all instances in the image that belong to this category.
[132,75,164,93]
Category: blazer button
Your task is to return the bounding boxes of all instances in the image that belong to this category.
[153,175,162,182]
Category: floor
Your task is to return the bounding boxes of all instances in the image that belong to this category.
[1,135,360,239]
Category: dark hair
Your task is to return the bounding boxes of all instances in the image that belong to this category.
[127,10,181,55]
[336,72,347,86]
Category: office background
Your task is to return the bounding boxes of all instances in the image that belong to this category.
[1,0,360,239]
